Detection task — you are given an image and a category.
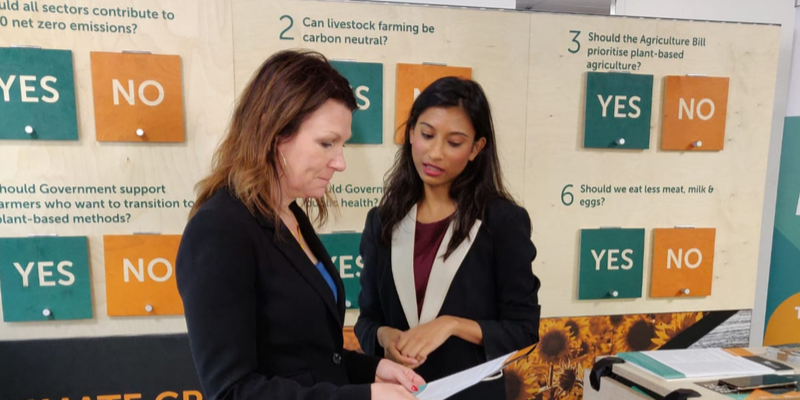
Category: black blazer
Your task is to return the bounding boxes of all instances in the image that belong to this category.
[354,198,541,400]
[176,189,379,400]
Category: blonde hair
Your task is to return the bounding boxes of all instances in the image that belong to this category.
[190,49,356,226]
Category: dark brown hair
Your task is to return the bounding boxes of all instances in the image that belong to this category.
[190,49,356,226]
[380,77,514,258]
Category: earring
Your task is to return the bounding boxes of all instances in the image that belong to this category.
[280,151,288,169]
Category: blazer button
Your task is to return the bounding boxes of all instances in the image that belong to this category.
[332,352,342,365]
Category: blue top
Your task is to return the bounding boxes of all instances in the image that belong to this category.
[315,261,338,302]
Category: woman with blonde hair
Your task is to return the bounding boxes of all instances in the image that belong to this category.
[177,49,424,400]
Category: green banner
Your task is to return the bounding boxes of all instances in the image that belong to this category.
[330,61,383,144]
[0,236,92,322]
[578,228,645,300]
[0,47,78,140]
[584,72,653,149]
[319,232,362,309]
[764,116,800,344]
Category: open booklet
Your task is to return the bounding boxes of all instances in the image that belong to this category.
[617,348,793,380]
[414,344,536,400]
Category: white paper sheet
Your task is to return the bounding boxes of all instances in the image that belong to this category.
[415,350,515,400]
[641,348,775,379]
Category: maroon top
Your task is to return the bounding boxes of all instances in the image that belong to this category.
[414,216,451,315]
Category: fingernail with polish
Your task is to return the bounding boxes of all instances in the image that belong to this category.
[412,386,418,392]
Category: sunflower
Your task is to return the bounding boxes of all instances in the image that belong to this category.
[563,317,591,342]
[571,339,593,360]
[652,312,703,347]
[651,312,674,326]
[504,354,539,400]
[589,316,612,336]
[588,316,614,355]
[534,319,578,365]
[609,314,625,327]
[552,359,585,399]
[613,314,658,353]
[562,317,594,359]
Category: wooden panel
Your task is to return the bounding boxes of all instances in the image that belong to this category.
[526,14,779,316]
[0,0,234,339]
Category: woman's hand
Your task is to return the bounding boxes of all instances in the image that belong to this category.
[378,326,421,368]
[396,316,458,362]
[373,358,426,398]
[370,383,420,400]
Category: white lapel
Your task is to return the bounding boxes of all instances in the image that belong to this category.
[391,205,419,328]
[418,219,482,325]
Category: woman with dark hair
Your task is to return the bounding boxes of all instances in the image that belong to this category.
[176,49,424,400]
[355,77,541,399]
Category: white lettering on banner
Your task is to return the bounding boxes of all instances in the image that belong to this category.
[592,249,634,270]
[679,98,715,120]
[13,261,34,287]
[598,95,641,118]
[592,249,606,270]
[413,87,421,100]
[355,85,370,110]
[628,96,642,118]
[123,258,173,282]
[147,258,172,282]
[795,307,800,319]
[13,261,74,287]
[139,80,164,106]
[57,261,75,285]
[598,95,612,117]
[112,79,165,106]
[113,79,135,105]
[607,249,620,270]
[0,75,60,103]
[332,255,364,279]
[667,248,702,269]
[338,255,354,278]
[620,249,634,270]
[123,258,144,282]
[40,76,59,103]
[20,75,37,102]
[38,261,55,286]
[0,75,14,101]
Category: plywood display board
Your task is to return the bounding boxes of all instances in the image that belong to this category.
[0,0,234,339]
[526,14,778,316]
[0,0,780,340]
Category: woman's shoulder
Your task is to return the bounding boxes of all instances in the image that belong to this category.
[484,197,527,219]
[185,189,257,235]
[365,206,382,229]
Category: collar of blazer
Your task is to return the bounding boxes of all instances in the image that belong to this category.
[391,204,482,328]
[253,200,346,326]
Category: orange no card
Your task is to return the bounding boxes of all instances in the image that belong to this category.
[650,228,716,298]
[394,63,472,144]
[91,52,185,142]
[104,235,183,316]
[662,76,729,151]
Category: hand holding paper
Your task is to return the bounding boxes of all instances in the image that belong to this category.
[376,358,427,391]
[414,344,536,400]
[371,383,422,400]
